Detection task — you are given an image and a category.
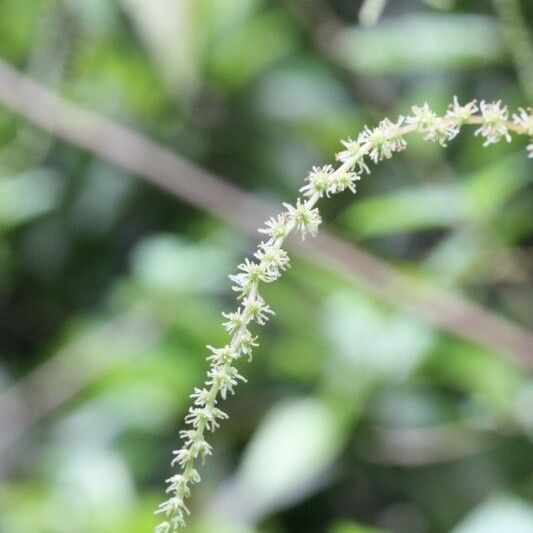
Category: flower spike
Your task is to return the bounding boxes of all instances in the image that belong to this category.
[156,97,531,531]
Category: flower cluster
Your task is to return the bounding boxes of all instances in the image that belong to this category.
[300,165,334,198]
[446,95,478,124]
[407,102,459,146]
[336,137,370,173]
[155,239,286,531]
[512,107,533,158]
[360,117,407,162]
[300,165,361,199]
[475,100,512,146]
[156,97,531,532]
[258,213,290,244]
[283,198,321,240]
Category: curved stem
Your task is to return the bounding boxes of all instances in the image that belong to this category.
[157,100,532,531]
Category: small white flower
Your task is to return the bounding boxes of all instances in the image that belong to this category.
[190,387,210,406]
[336,136,363,162]
[258,213,290,244]
[360,117,406,163]
[512,108,533,157]
[300,165,334,198]
[236,330,258,361]
[222,308,245,334]
[336,136,370,173]
[244,294,275,325]
[165,475,190,497]
[283,198,321,240]
[189,438,212,462]
[327,170,361,195]
[512,107,533,135]
[184,406,228,431]
[179,428,200,446]
[435,118,460,146]
[446,96,478,123]
[206,365,246,399]
[206,345,235,365]
[254,242,290,272]
[154,521,173,533]
[240,257,278,283]
[228,273,252,297]
[155,495,189,523]
[407,103,437,131]
[170,439,211,466]
[171,447,194,468]
[408,103,456,146]
[159,496,188,517]
[475,100,512,146]
[229,258,277,295]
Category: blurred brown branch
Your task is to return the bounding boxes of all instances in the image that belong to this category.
[0,57,531,456]
[357,422,498,466]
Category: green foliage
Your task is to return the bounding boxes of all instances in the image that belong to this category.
[0,1,532,532]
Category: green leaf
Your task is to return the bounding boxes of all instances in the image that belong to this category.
[206,10,299,88]
[130,234,234,294]
[452,495,533,533]
[0,168,63,229]
[330,520,388,533]
[323,291,434,381]
[340,155,529,238]
[210,397,345,522]
[333,14,504,74]
[341,183,464,238]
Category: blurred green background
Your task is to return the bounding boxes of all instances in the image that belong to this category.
[0,0,532,532]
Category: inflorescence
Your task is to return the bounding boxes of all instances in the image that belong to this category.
[155,98,532,532]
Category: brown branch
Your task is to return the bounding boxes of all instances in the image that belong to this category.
[0,57,531,370]
[357,422,499,466]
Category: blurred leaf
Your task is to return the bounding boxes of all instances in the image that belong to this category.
[252,64,350,121]
[194,0,260,39]
[209,397,345,522]
[0,0,45,62]
[194,520,257,533]
[425,339,525,409]
[69,42,169,121]
[465,155,529,220]
[0,238,13,290]
[333,14,504,74]
[0,484,51,533]
[423,228,488,286]
[52,451,135,532]
[0,168,63,229]
[369,387,455,428]
[69,0,121,39]
[120,0,200,97]
[131,234,234,294]
[330,520,387,533]
[452,495,533,533]
[0,482,168,533]
[268,334,327,382]
[341,183,464,237]
[206,9,299,88]
[323,291,434,381]
[68,161,132,237]
[340,155,529,237]
[2,1,533,531]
